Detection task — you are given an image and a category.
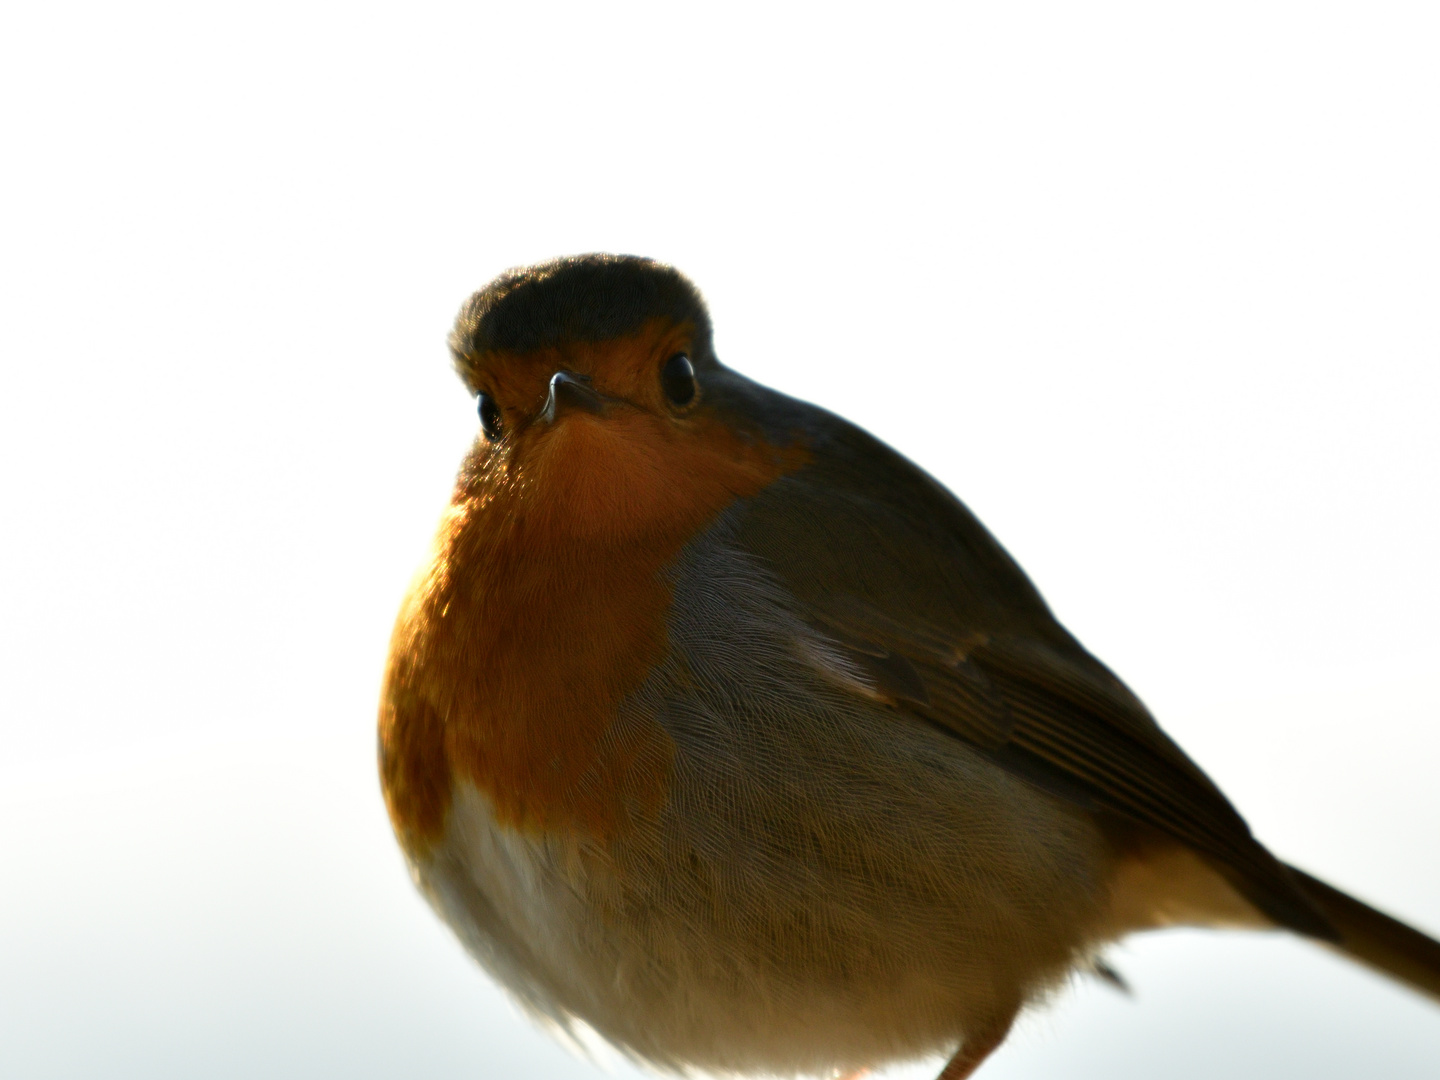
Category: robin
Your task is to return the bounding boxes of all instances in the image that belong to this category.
[379,254,1440,1079]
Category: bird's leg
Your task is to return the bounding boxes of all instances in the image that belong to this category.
[934,1008,1018,1080]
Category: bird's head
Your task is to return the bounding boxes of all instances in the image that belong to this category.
[446,254,805,543]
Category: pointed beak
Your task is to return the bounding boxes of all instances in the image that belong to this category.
[538,370,608,424]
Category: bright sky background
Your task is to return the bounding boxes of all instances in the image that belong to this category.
[2,2,1438,1078]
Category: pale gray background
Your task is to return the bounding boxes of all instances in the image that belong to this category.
[2,2,1438,1078]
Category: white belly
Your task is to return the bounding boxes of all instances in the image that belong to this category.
[412,726,1112,1078]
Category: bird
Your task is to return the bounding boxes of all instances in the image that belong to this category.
[378,253,1440,1079]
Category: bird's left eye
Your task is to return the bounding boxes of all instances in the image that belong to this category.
[661,353,696,406]
[477,392,502,441]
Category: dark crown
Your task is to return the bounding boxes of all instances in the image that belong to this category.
[449,254,713,392]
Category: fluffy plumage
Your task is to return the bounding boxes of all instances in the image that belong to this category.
[380,254,1440,1079]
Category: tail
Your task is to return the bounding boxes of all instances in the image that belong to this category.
[1288,863,1440,1003]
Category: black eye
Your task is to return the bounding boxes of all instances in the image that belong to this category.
[661,353,696,406]
[477,392,502,441]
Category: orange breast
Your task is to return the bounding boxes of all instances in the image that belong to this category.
[379,404,808,852]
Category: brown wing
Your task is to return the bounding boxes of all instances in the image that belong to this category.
[726,416,1334,939]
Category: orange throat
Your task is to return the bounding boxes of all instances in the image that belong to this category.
[378,401,807,852]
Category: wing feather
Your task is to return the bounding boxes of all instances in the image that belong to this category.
[722,416,1334,938]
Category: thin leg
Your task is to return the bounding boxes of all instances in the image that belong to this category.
[935,1009,1018,1080]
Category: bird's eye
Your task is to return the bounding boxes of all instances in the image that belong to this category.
[477,392,502,441]
[661,353,696,406]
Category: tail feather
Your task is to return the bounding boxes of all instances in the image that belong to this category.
[1287,863,1440,1003]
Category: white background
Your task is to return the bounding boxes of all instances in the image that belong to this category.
[2,2,1438,1077]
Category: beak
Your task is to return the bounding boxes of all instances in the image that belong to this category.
[538,370,608,424]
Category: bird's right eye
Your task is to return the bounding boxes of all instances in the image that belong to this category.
[477,393,502,441]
